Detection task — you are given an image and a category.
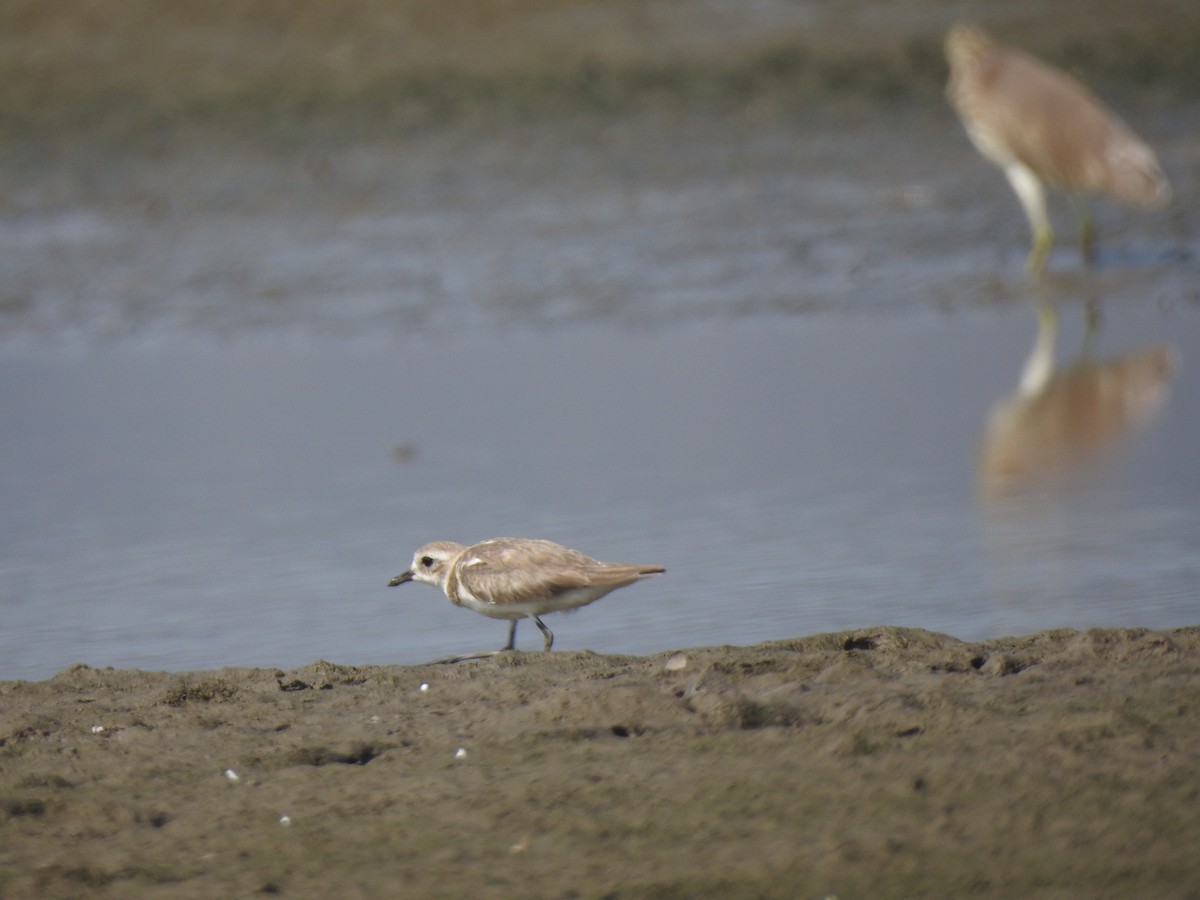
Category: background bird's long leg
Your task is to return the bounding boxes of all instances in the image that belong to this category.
[1004,163,1052,274]
[502,619,519,651]
[1072,194,1097,264]
[533,616,554,651]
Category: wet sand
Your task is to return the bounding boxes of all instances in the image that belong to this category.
[4,1,1197,341]
[3,626,1199,897]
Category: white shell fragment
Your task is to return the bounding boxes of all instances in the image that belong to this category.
[279,815,293,826]
[419,682,429,693]
[224,768,240,782]
[90,725,106,734]
[454,747,467,759]
[664,652,688,671]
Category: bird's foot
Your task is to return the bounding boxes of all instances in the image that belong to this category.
[533,616,555,652]
[429,649,512,665]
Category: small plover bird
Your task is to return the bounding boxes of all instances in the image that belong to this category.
[388,537,665,657]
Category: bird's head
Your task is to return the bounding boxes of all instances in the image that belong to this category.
[945,24,995,72]
[388,541,466,589]
[1103,140,1171,208]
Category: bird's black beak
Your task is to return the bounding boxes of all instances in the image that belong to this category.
[388,570,414,587]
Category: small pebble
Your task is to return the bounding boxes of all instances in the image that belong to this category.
[665,652,688,671]
[279,815,292,827]
[90,725,106,734]
[419,683,429,693]
[224,768,240,782]
[454,747,467,759]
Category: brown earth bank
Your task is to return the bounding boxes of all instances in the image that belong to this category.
[2,625,1198,898]
[3,0,1198,146]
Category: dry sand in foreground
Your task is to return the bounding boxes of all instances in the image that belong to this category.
[2,625,1198,897]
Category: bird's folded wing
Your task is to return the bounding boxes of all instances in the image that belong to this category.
[458,558,655,606]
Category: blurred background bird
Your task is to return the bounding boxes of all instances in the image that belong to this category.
[945,25,1170,275]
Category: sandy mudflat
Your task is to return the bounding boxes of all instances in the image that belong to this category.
[2,626,1198,897]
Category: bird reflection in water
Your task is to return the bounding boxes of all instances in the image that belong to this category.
[977,301,1174,501]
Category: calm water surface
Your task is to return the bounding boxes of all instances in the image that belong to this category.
[2,301,1198,680]
[2,108,1198,679]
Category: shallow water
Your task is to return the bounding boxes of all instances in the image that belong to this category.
[2,302,1198,680]
[2,109,1199,680]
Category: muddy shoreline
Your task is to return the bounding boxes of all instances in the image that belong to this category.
[3,626,1199,897]
[3,1,1198,148]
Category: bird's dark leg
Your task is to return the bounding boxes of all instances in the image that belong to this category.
[502,619,519,652]
[533,616,554,652]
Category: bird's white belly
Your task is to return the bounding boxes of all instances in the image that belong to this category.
[965,122,1017,169]
[455,585,611,620]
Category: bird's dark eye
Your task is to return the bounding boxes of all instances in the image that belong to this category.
[420,556,434,568]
